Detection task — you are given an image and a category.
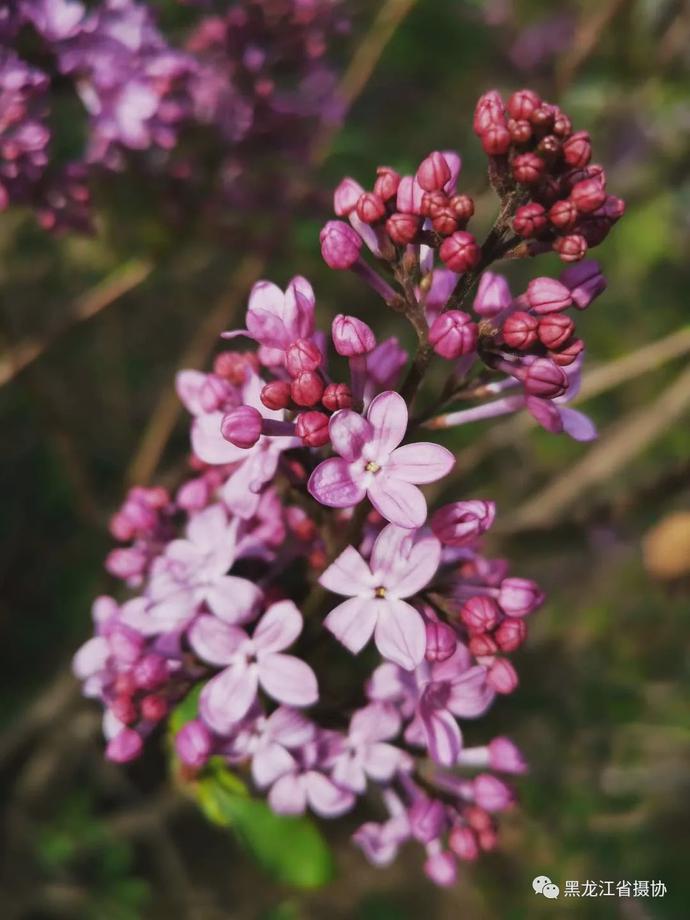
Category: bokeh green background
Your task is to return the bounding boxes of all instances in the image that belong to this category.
[2,1,689,917]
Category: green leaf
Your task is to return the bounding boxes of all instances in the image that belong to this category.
[168,683,204,736]
[196,773,335,889]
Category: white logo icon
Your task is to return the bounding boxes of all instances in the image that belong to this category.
[533,876,560,899]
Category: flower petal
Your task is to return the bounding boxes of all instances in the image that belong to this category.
[319,545,374,597]
[389,534,442,598]
[176,370,208,416]
[374,599,426,670]
[200,664,258,733]
[252,600,303,653]
[366,391,408,456]
[188,614,246,665]
[269,772,307,815]
[324,596,377,655]
[364,742,404,781]
[367,475,427,529]
[350,701,401,743]
[205,576,262,624]
[252,742,296,788]
[258,653,318,707]
[420,698,462,767]
[447,666,495,718]
[191,412,246,465]
[329,409,373,462]
[72,637,109,679]
[308,457,366,509]
[370,523,415,583]
[332,754,367,794]
[386,442,455,484]
[560,406,597,442]
[265,706,315,748]
[305,771,355,817]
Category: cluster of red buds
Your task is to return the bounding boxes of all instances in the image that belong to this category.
[474,89,625,262]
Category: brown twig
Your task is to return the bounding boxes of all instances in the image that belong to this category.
[555,0,628,94]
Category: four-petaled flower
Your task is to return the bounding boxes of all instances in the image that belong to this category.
[308,391,454,529]
[319,523,441,670]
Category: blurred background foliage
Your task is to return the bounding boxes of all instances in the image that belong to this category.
[2,0,690,917]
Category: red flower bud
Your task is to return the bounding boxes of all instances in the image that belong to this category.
[498,577,545,616]
[320,220,361,269]
[469,633,498,657]
[562,130,591,168]
[430,500,495,546]
[481,124,511,155]
[449,826,479,862]
[473,90,505,135]
[285,338,322,377]
[332,314,376,356]
[523,358,568,398]
[322,382,352,411]
[549,337,584,366]
[356,191,386,224]
[221,405,262,448]
[449,193,474,222]
[425,619,458,663]
[439,231,481,272]
[112,695,138,725]
[333,177,364,216]
[429,310,478,359]
[507,118,532,144]
[526,277,573,314]
[373,166,401,201]
[213,350,258,383]
[461,595,502,633]
[548,198,578,231]
[421,190,448,218]
[553,111,572,137]
[140,694,168,722]
[295,410,330,447]
[502,311,538,350]
[513,202,547,238]
[536,134,561,159]
[431,209,458,236]
[261,380,291,410]
[507,89,541,121]
[494,617,527,653]
[554,233,588,262]
[416,151,451,192]
[487,658,518,694]
[291,371,324,407]
[530,104,554,129]
[534,175,561,207]
[386,212,421,245]
[571,178,607,214]
[511,152,544,184]
[538,314,575,350]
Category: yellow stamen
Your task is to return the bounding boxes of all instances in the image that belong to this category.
[374,586,387,598]
[365,461,381,473]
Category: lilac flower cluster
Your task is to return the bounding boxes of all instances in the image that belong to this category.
[74,89,623,886]
[1,0,346,230]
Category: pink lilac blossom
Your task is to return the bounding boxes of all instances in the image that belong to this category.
[73,87,624,887]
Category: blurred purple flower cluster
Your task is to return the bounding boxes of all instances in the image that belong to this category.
[74,88,624,886]
[0,0,347,231]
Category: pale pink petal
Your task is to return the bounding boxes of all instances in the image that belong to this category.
[370,524,415,582]
[188,614,247,665]
[246,280,290,349]
[560,406,597,441]
[305,771,356,817]
[374,599,426,670]
[269,772,307,815]
[266,706,315,747]
[386,442,455,484]
[285,275,316,340]
[186,503,229,551]
[389,534,442,598]
[252,600,303,653]
[324,596,377,655]
[252,742,296,788]
[205,576,262,624]
[420,699,462,766]
[442,150,461,195]
[366,391,408,456]
[447,666,495,718]
[176,370,208,416]
[364,742,403,781]
[308,457,366,509]
[367,475,427,529]
[350,701,401,742]
[72,637,109,679]
[191,412,246,465]
[319,545,374,597]
[258,653,318,707]
[332,755,367,794]
[200,664,258,733]
[221,463,263,520]
[329,410,373,461]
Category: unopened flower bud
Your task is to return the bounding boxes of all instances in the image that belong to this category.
[469,634,498,657]
[221,405,262,448]
[439,231,480,272]
[291,371,324,407]
[295,411,330,447]
[320,220,362,269]
[373,166,401,201]
[356,191,386,224]
[498,577,544,616]
[473,90,505,135]
[461,595,502,634]
[105,547,147,580]
[554,233,588,262]
[421,190,448,218]
[507,89,541,120]
[465,805,493,832]
[429,310,478,359]
[507,118,532,144]
[559,259,606,309]
[449,193,474,222]
[494,617,527,652]
[430,500,495,546]
[332,314,376,356]
[473,270,511,317]
[322,382,352,411]
[141,694,168,722]
[425,619,458,662]
[512,152,544,184]
[530,104,554,129]
[175,719,212,770]
[431,208,458,236]
[526,277,573,314]
[449,825,479,861]
[176,476,210,512]
[213,350,258,383]
[548,198,578,231]
[409,797,447,843]
[481,124,511,155]
[601,194,625,222]
[473,774,513,812]
[537,314,575,350]
[333,177,364,216]
[562,130,591,168]
[133,653,169,691]
[536,134,561,159]
[416,151,451,192]
[488,737,527,774]
[424,850,457,887]
[106,728,143,763]
[523,357,568,398]
[550,337,584,366]
[386,212,420,245]
[553,111,572,137]
[285,338,322,377]
[261,380,292,410]
[502,311,538,350]
[513,202,547,237]
[487,658,518,693]
[571,177,607,214]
